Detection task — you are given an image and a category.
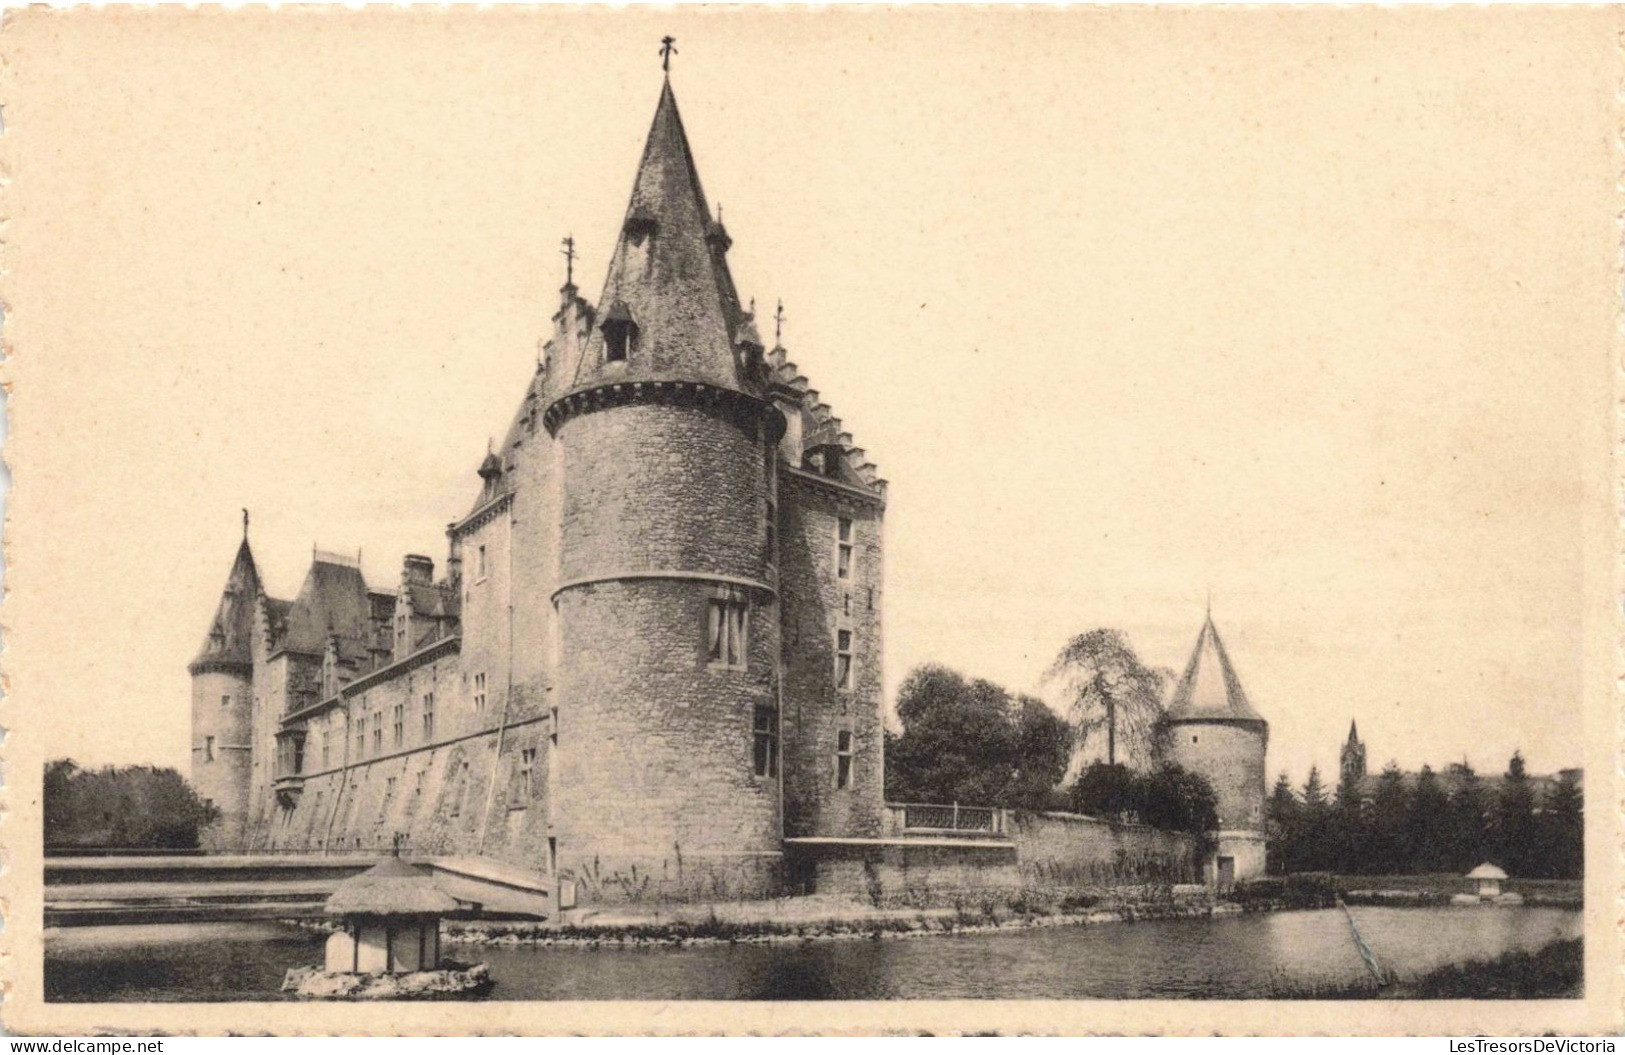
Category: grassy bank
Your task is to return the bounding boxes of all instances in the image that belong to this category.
[1263,938,1583,1000]
[443,888,1240,947]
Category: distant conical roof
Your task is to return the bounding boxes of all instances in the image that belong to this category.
[1166,616,1265,724]
[579,80,747,391]
[1346,719,1360,743]
[189,538,262,672]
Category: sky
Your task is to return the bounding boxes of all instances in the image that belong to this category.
[5,8,1615,789]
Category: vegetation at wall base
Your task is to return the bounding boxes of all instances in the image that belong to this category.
[45,758,218,851]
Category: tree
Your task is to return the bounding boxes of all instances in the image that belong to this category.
[1538,770,1583,880]
[44,760,219,850]
[1266,772,1301,874]
[1365,763,1410,875]
[1405,765,1451,873]
[1135,763,1218,836]
[886,664,1071,811]
[1442,761,1490,872]
[1298,766,1330,871]
[1046,629,1169,769]
[1069,760,1217,837]
[1070,761,1137,819]
[1495,752,1538,878]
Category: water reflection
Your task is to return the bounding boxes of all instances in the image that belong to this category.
[44,906,1582,1003]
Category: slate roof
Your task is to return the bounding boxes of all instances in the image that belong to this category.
[190,539,263,671]
[1165,616,1266,724]
[577,80,748,392]
[281,558,376,662]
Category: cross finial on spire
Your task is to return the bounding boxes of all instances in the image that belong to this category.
[1205,588,1213,622]
[561,235,577,287]
[748,295,756,317]
[660,36,677,74]
[774,300,786,346]
[242,508,250,540]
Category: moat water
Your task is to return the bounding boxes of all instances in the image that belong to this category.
[44,906,1580,1001]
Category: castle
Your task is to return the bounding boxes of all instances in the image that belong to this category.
[189,62,1272,898]
[189,71,887,902]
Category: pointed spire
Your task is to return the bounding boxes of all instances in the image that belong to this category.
[1347,719,1360,743]
[581,75,749,392]
[190,525,264,673]
[1166,614,1265,724]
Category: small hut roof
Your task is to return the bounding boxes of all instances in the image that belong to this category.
[324,858,460,917]
[1466,863,1508,880]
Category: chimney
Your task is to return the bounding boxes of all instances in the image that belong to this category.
[403,554,434,587]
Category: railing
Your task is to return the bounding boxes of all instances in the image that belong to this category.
[886,802,1007,836]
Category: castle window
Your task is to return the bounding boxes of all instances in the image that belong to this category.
[835,629,854,690]
[473,672,487,713]
[549,706,559,746]
[321,730,330,768]
[392,703,404,747]
[476,545,487,583]
[708,596,749,669]
[601,302,638,363]
[518,747,537,803]
[765,498,777,567]
[221,693,231,709]
[204,736,216,763]
[382,777,396,814]
[373,716,383,753]
[422,692,436,741]
[356,715,366,757]
[836,518,853,579]
[835,729,854,789]
[752,705,779,779]
[451,760,471,817]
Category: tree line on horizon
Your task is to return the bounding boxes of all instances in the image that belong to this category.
[1266,753,1582,880]
[45,759,218,850]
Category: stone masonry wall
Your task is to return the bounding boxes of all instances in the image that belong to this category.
[190,668,253,850]
[1166,721,1267,832]
[778,470,884,840]
[551,397,781,903]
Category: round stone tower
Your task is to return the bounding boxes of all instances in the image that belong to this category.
[1164,614,1269,885]
[542,78,786,901]
[189,532,261,851]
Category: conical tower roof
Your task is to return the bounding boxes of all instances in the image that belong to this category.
[574,80,748,392]
[1166,616,1265,724]
[189,537,262,673]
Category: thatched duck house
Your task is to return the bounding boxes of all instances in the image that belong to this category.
[1466,862,1508,900]
[323,858,460,974]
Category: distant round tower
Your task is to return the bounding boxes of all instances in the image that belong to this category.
[542,79,785,900]
[189,530,262,851]
[1164,614,1269,885]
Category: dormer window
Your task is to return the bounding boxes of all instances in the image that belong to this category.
[601,301,638,364]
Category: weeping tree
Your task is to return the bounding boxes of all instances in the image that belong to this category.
[1047,629,1171,770]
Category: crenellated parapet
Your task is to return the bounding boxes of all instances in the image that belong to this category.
[765,344,887,499]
